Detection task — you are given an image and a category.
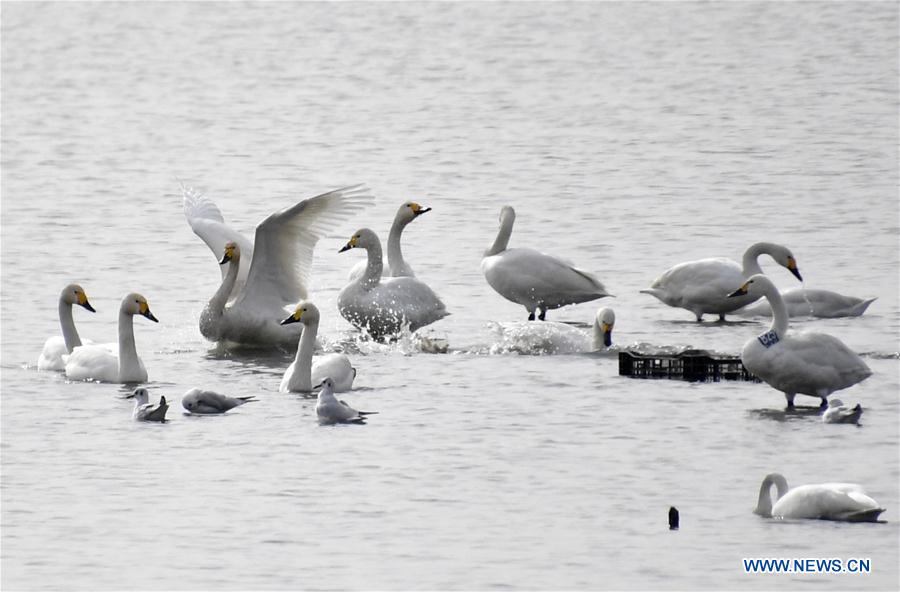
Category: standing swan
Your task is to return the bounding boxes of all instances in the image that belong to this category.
[186,185,374,347]
[347,201,432,280]
[338,228,449,340]
[754,473,885,522]
[728,274,871,408]
[642,242,802,321]
[38,284,96,371]
[481,206,611,321]
[64,293,159,383]
[279,301,356,393]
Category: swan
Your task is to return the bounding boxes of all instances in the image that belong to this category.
[641,242,802,321]
[737,287,876,318]
[184,184,374,346]
[347,200,431,280]
[754,473,885,522]
[64,293,158,383]
[491,307,616,354]
[481,206,611,321]
[728,274,871,408]
[337,228,449,340]
[38,283,97,371]
[279,301,356,393]
[822,398,863,424]
[315,377,376,424]
[126,387,169,422]
[181,388,256,414]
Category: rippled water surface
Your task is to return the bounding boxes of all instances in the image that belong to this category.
[2,2,898,590]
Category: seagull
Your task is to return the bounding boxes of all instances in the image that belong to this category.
[315,377,377,425]
[822,398,863,424]
[125,387,168,422]
[181,388,256,414]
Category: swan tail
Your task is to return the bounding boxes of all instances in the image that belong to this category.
[356,410,379,416]
[850,297,877,316]
[831,508,885,522]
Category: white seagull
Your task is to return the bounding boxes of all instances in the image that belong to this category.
[315,377,377,425]
[181,388,257,414]
[126,387,169,422]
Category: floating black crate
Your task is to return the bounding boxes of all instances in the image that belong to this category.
[618,350,760,382]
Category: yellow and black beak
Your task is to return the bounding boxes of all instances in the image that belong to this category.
[219,246,234,265]
[412,203,432,217]
[787,257,802,282]
[601,322,613,347]
[140,301,159,323]
[339,236,358,253]
[727,283,749,298]
[280,310,302,326]
[79,293,96,313]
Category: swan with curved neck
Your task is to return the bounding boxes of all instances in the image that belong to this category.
[482,205,611,321]
[728,274,871,408]
[755,472,885,522]
[642,242,802,321]
[491,307,616,355]
[338,228,449,340]
[279,301,355,393]
[38,284,96,371]
[64,293,158,383]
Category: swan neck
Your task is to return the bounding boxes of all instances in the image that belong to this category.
[291,320,318,392]
[207,254,241,316]
[58,298,81,351]
[763,283,789,337]
[756,473,789,517]
[741,243,772,276]
[117,310,139,376]
[387,217,412,277]
[485,211,514,256]
[359,240,384,287]
[592,319,604,350]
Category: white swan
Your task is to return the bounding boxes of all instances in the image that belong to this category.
[38,283,97,371]
[64,293,158,383]
[728,274,871,408]
[126,387,169,422]
[181,388,256,414]
[338,228,449,340]
[491,307,616,354]
[347,201,431,280]
[642,242,802,321]
[279,301,356,393]
[482,206,611,321]
[315,377,376,424]
[822,398,863,424]
[185,184,374,346]
[754,473,885,522]
[737,287,876,319]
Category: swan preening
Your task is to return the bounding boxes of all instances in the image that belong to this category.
[338,228,449,340]
[755,473,885,522]
[38,284,97,371]
[642,242,802,321]
[491,307,616,354]
[348,200,432,281]
[822,398,863,424]
[64,293,158,384]
[185,184,374,347]
[481,206,611,321]
[181,388,256,414]
[315,377,377,424]
[737,287,876,319]
[279,301,356,393]
[729,274,871,408]
[126,387,169,422]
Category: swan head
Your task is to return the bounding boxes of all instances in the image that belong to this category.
[727,274,776,299]
[126,387,150,404]
[62,283,96,313]
[765,244,802,281]
[595,307,616,347]
[121,293,159,322]
[399,201,431,223]
[219,241,239,265]
[280,300,320,326]
[339,228,379,253]
[755,473,789,517]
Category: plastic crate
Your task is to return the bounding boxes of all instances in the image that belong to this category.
[618,350,759,382]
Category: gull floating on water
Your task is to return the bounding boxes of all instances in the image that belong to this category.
[822,398,863,424]
[315,377,377,425]
[126,387,169,422]
[182,388,256,414]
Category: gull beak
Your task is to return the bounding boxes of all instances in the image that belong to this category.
[727,284,749,298]
[313,380,325,390]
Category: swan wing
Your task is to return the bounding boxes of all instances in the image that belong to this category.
[487,248,608,304]
[311,354,356,392]
[774,484,880,520]
[38,336,69,371]
[233,185,374,313]
[64,344,119,383]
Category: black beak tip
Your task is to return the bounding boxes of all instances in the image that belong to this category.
[339,244,351,253]
[83,302,97,313]
[604,333,613,348]
[145,312,159,323]
[417,207,432,216]
[280,317,294,326]
[791,269,803,282]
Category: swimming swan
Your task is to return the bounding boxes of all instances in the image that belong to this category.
[315,377,377,424]
[481,205,611,320]
[279,301,356,393]
[728,274,871,408]
[64,293,159,383]
[189,185,374,346]
[642,242,802,321]
[338,228,449,340]
[491,307,616,354]
[126,387,169,422]
[737,287,876,319]
[38,283,96,371]
[822,398,863,424]
[754,473,884,522]
[347,201,431,280]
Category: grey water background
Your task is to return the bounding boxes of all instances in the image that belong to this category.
[2,2,898,590]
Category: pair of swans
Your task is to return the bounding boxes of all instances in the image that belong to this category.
[729,274,871,408]
[183,183,374,347]
[642,242,803,321]
[482,206,611,320]
[347,201,431,280]
[38,284,96,371]
[755,473,884,522]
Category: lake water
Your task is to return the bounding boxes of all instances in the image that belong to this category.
[2,2,898,590]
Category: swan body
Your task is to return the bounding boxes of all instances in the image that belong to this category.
[491,308,616,354]
[315,377,376,424]
[642,242,802,321]
[38,284,97,371]
[481,206,610,321]
[729,274,871,408]
[185,184,374,347]
[64,293,158,383]
[279,301,356,393]
[126,387,169,422]
[755,473,884,522]
[822,398,863,424]
[738,288,876,318]
[338,228,449,340]
[181,388,256,414]
[348,201,431,280]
